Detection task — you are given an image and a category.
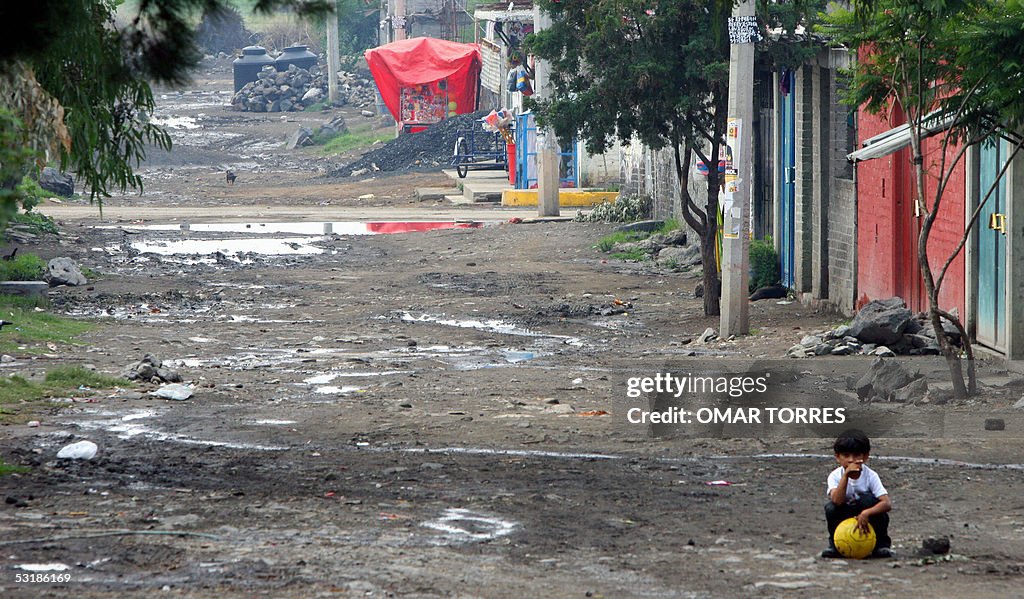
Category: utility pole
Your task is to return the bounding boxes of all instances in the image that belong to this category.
[533,3,560,217]
[395,0,407,40]
[326,3,339,104]
[720,0,758,337]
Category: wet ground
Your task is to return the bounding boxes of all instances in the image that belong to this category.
[2,68,1024,598]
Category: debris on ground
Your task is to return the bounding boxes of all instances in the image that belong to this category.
[57,440,98,460]
[151,383,195,401]
[123,355,182,384]
[46,257,87,287]
[329,111,486,177]
[231,64,377,112]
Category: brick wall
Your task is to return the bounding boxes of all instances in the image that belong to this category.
[793,67,815,293]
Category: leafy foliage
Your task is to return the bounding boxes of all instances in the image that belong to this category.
[0,0,334,214]
[748,238,780,291]
[575,194,652,223]
[0,253,46,282]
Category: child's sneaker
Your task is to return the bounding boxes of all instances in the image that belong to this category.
[820,547,842,558]
[870,547,894,559]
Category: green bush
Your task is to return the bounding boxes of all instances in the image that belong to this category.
[575,193,652,223]
[0,253,46,281]
[749,238,781,292]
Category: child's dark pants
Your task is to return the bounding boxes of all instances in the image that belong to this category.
[824,492,891,549]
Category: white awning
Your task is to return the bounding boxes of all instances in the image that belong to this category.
[847,111,955,162]
[474,9,534,22]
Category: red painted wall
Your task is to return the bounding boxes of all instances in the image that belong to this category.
[856,106,966,317]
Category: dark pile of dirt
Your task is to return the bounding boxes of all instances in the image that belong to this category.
[330,111,487,177]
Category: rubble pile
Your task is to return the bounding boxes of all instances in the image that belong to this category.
[787,297,963,358]
[331,111,487,177]
[231,64,378,112]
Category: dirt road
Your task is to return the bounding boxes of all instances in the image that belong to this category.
[1,68,1022,598]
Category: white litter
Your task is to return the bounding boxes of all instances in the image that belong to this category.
[151,383,194,401]
[57,440,98,460]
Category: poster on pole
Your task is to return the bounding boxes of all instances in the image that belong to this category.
[723,118,742,239]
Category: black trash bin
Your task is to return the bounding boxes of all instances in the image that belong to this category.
[275,45,317,72]
[233,46,275,92]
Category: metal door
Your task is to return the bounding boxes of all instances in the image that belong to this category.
[778,70,796,288]
[977,137,1008,349]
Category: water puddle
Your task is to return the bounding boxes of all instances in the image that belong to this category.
[15,563,71,572]
[130,237,326,257]
[400,313,584,346]
[421,508,518,545]
[111,221,484,236]
[150,115,200,129]
[303,371,411,385]
[253,419,297,426]
[71,412,289,451]
[313,385,364,395]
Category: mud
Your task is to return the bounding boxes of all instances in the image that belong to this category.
[1,66,1023,599]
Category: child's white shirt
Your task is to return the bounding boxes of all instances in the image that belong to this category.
[827,464,888,504]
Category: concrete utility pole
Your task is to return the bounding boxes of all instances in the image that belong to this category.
[395,0,408,41]
[326,5,339,104]
[533,4,560,217]
[720,0,757,337]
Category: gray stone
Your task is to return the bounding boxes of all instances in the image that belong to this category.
[855,357,915,400]
[39,167,74,196]
[360,109,375,117]
[648,229,687,247]
[984,418,1005,431]
[657,245,701,267]
[787,344,812,358]
[833,325,851,338]
[156,368,182,383]
[870,346,896,357]
[1,354,13,363]
[287,126,315,149]
[922,537,950,555]
[814,343,835,356]
[801,335,823,348]
[697,327,717,344]
[892,378,929,403]
[318,114,348,138]
[1013,396,1024,410]
[301,87,323,103]
[830,345,857,356]
[0,281,49,298]
[849,297,914,345]
[45,257,87,287]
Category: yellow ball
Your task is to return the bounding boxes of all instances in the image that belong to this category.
[833,517,876,559]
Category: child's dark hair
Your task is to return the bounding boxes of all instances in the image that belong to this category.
[833,429,871,454]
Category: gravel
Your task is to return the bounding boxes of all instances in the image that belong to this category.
[329,111,488,177]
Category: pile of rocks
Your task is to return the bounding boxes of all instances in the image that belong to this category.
[331,111,487,177]
[124,355,182,384]
[231,64,378,112]
[787,297,961,358]
[849,357,931,403]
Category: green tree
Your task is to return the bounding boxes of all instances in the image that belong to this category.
[0,0,331,221]
[825,0,1024,397]
[529,0,733,316]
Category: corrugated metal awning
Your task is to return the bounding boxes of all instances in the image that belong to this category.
[847,111,955,162]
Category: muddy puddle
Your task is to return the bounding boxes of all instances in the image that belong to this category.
[399,312,585,347]
[112,220,484,235]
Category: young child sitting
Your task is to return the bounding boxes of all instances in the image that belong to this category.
[821,429,893,558]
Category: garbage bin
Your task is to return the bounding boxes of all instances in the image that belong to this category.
[275,45,317,72]
[233,46,275,92]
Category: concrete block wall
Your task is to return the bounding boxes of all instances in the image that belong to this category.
[793,67,815,294]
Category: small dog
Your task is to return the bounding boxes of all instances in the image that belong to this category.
[225,170,237,185]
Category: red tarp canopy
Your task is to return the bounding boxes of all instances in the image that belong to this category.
[365,38,482,125]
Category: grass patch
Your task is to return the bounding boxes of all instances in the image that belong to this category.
[0,294,94,354]
[318,131,392,155]
[45,366,126,389]
[0,253,46,281]
[0,458,29,476]
[9,211,59,235]
[596,219,683,253]
[0,367,130,422]
[610,248,650,262]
